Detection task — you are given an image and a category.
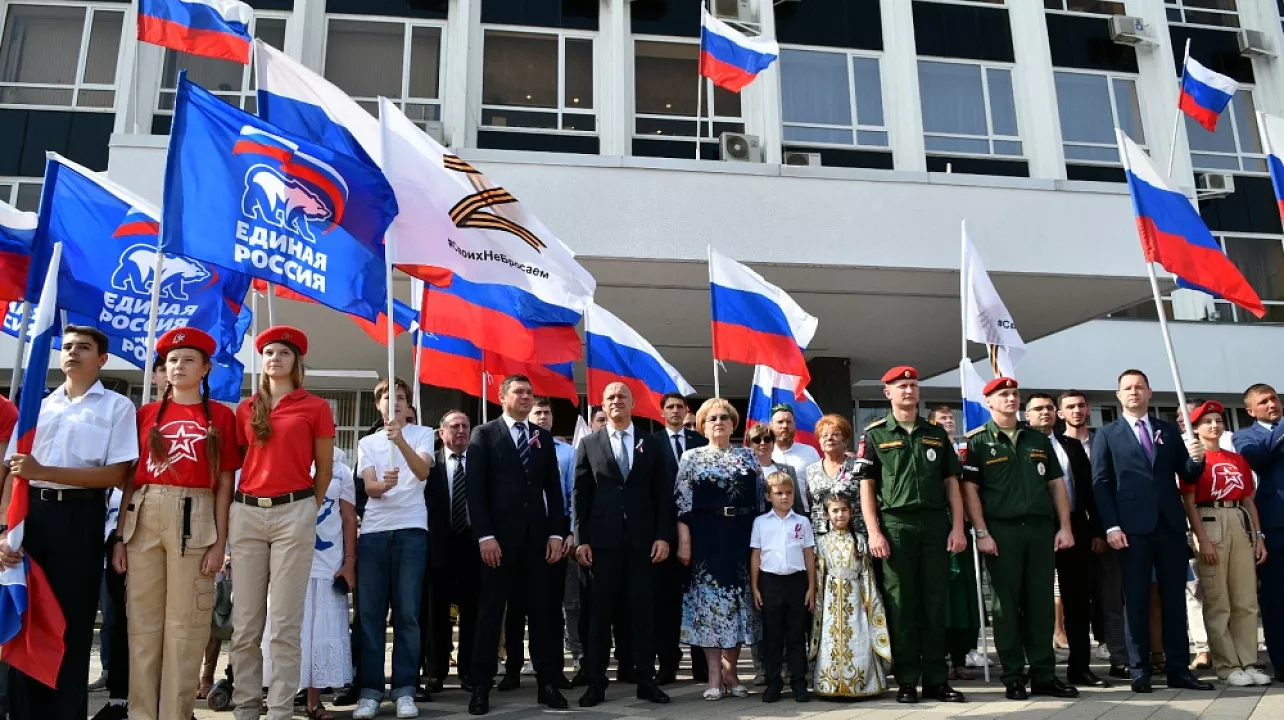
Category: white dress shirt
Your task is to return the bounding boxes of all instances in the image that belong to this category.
[609,423,636,474]
[30,380,138,490]
[666,428,686,463]
[751,508,816,575]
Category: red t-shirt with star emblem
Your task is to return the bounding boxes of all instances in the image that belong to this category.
[1185,449,1254,503]
[135,400,243,488]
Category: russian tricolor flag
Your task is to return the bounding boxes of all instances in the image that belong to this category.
[745,365,821,451]
[138,0,254,65]
[416,332,579,406]
[585,304,694,423]
[1116,130,1264,318]
[959,362,991,434]
[420,274,581,365]
[0,242,66,689]
[250,278,418,346]
[1178,57,1238,133]
[709,247,816,397]
[0,201,35,304]
[699,7,779,93]
[1256,111,1284,232]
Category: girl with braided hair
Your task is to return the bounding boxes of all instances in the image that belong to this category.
[112,327,241,720]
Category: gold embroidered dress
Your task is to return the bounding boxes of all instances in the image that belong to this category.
[809,530,891,698]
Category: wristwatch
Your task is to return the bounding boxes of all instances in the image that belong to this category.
[975,529,990,539]
[1257,531,1267,540]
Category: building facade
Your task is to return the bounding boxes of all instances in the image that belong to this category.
[2,0,1283,448]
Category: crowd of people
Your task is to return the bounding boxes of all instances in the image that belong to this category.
[0,323,1281,720]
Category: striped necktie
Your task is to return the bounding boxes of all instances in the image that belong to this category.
[450,453,468,532]
[516,421,531,469]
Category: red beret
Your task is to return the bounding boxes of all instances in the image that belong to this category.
[983,376,1019,396]
[156,327,216,358]
[881,366,918,383]
[1190,400,1224,426]
[255,325,308,356]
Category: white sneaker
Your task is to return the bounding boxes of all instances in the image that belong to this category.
[1095,643,1112,661]
[521,661,536,676]
[965,650,985,668]
[1224,669,1254,687]
[396,696,420,718]
[353,698,381,719]
[1246,668,1272,685]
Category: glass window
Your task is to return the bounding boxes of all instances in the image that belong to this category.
[1055,71,1145,164]
[323,16,445,126]
[157,14,286,118]
[1187,89,1265,173]
[1224,236,1284,303]
[1165,0,1239,28]
[0,3,124,109]
[634,39,743,141]
[919,60,1021,157]
[779,49,887,149]
[1044,0,1126,13]
[0,178,42,212]
[481,28,595,134]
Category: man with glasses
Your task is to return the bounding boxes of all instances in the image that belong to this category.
[771,404,818,509]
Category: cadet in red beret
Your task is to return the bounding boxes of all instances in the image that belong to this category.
[982,377,1018,396]
[229,326,337,718]
[855,366,968,704]
[114,326,242,720]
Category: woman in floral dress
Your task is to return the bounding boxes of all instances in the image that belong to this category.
[804,414,863,537]
[676,398,763,701]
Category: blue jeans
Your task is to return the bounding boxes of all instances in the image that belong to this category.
[358,528,428,700]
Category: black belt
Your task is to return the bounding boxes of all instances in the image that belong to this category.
[1197,500,1241,508]
[32,487,101,502]
[695,506,755,517]
[234,489,313,508]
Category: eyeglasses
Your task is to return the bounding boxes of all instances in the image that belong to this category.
[1027,405,1056,413]
[706,414,732,423]
[749,436,773,445]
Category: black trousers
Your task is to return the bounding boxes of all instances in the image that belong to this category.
[1119,526,1190,678]
[655,554,689,675]
[102,536,129,700]
[586,548,656,687]
[759,572,809,691]
[429,528,481,682]
[7,492,105,720]
[504,555,568,677]
[1056,533,1096,673]
[471,531,557,688]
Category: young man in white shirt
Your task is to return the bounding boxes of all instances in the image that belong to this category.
[0,325,138,720]
[750,472,816,704]
[353,378,435,720]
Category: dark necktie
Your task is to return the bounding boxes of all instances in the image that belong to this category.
[672,433,683,463]
[450,453,468,532]
[1137,418,1156,463]
[616,430,631,478]
[516,421,530,469]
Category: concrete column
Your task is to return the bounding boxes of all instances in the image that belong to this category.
[1125,0,1191,184]
[740,0,783,164]
[291,0,327,72]
[879,0,926,172]
[1239,0,1284,117]
[444,0,481,149]
[598,0,631,156]
[111,1,163,136]
[1007,0,1065,180]
[805,357,853,422]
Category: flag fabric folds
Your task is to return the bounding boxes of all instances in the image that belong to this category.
[162,76,397,321]
[708,247,816,396]
[1256,111,1284,229]
[250,278,417,346]
[0,243,67,688]
[1117,130,1265,318]
[959,361,991,434]
[138,0,254,64]
[584,304,694,422]
[699,7,779,92]
[416,332,578,406]
[745,365,821,451]
[420,274,581,365]
[961,222,1026,377]
[0,201,35,303]
[1179,57,1238,132]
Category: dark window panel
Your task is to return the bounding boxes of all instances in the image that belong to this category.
[152,114,173,136]
[0,111,25,176]
[65,112,114,171]
[1046,13,1138,73]
[1199,175,1283,235]
[912,1,1014,63]
[784,145,893,170]
[476,130,599,155]
[481,0,598,31]
[925,154,1029,177]
[0,109,114,175]
[1066,163,1126,182]
[1169,26,1254,84]
[774,0,882,51]
[632,138,722,160]
[325,0,449,20]
[246,0,293,10]
[18,112,73,176]
[630,0,699,39]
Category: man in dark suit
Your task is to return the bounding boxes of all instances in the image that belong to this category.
[423,410,479,693]
[1026,393,1108,688]
[1091,369,1213,693]
[466,376,569,714]
[574,383,674,707]
[651,392,708,685]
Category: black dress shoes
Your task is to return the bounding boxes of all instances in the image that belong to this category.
[923,683,966,702]
[1131,675,1153,693]
[1031,678,1080,698]
[460,675,474,692]
[636,682,671,704]
[497,673,520,691]
[554,673,574,690]
[1167,672,1214,691]
[792,684,811,702]
[763,685,783,703]
[654,669,677,686]
[414,686,434,702]
[896,685,918,704]
[427,676,445,694]
[1004,682,1028,700]
[570,667,590,687]
[468,687,490,715]
[1068,669,1109,687]
[538,684,570,709]
[1109,665,1130,680]
[578,686,606,707]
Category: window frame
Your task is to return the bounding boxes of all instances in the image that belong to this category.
[0,177,42,212]
[0,0,126,112]
[479,23,599,137]
[1164,0,1240,30]
[154,10,290,118]
[1186,86,1266,175]
[1053,68,1146,167]
[1043,0,1127,15]
[631,34,746,145]
[917,57,1023,160]
[777,43,889,151]
[321,13,448,126]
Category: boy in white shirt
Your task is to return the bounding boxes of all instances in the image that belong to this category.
[750,472,816,704]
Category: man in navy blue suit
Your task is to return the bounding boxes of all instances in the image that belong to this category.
[1091,369,1214,693]
[1231,383,1284,681]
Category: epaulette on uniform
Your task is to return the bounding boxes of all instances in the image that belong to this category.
[964,426,987,439]
[864,417,887,431]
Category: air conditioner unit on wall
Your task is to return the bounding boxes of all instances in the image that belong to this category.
[1109,16,1148,46]
[1239,29,1273,58]
[719,132,763,163]
[1197,172,1235,197]
[783,151,822,167]
[422,120,446,145]
[713,0,758,25]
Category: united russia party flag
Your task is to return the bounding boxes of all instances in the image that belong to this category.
[1179,56,1238,133]
[585,303,694,423]
[746,365,821,451]
[1116,130,1264,317]
[709,247,816,396]
[0,243,66,689]
[699,6,779,92]
[138,0,254,64]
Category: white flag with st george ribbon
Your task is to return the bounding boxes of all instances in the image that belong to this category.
[961,221,1025,378]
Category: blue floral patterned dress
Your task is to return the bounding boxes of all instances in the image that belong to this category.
[676,444,763,649]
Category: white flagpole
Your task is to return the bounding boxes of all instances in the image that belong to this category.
[481,371,489,423]
[412,327,423,425]
[1166,38,1193,178]
[7,302,30,401]
[707,245,720,398]
[960,219,991,684]
[695,2,705,161]
[250,288,259,392]
[583,310,592,421]
[266,285,277,326]
[379,99,398,464]
[139,246,165,405]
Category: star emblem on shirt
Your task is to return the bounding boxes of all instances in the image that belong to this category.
[1209,461,1246,500]
[147,420,206,475]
